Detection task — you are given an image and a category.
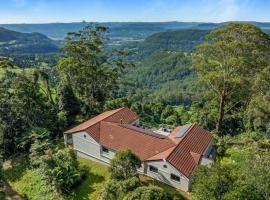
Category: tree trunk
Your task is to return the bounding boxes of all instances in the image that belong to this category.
[216,93,226,134]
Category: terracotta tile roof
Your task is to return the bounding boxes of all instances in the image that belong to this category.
[64,108,212,178]
[99,121,175,160]
[64,108,139,138]
[166,124,212,177]
[146,147,175,161]
[104,108,139,124]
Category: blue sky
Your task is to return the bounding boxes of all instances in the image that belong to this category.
[0,0,269,24]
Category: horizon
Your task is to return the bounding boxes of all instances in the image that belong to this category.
[1,20,270,25]
[1,0,270,24]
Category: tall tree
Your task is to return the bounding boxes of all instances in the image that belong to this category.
[193,23,270,134]
[57,81,80,125]
[0,70,57,156]
[57,24,128,116]
[246,66,270,134]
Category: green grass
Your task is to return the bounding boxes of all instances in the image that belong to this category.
[69,158,188,200]
[68,158,109,200]
[4,155,188,200]
[4,155,61,200]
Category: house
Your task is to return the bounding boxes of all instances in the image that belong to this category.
[64,107,214,191]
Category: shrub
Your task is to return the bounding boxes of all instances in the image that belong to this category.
[40,148,82,193]
[109,149,141,181]
[127,186,172,200]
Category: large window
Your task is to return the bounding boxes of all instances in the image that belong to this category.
[149,165,158,173]
[170,174,180,182]
[102,146,109,153]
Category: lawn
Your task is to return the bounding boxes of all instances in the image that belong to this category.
[4,155,188,200]
[68,158,110,200]
[69,158,189,200]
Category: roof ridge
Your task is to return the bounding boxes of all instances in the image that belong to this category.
[165,123,197,160]
[100,107,124,122]
[64,107,125,134]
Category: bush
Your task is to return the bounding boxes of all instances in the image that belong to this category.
[127,186,172,200]
[109,149,141,181]
[40,148,82,193]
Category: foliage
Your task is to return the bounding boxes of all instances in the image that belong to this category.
[127,186,172,200]
[28,128,53,167]
[192,131,270,200]
[193,23,270,134]
[109,149,141,181]
[57,81,81,125]
[4,155,61,200]
[118,50,201,105]
[240,154,270,200]
[100,177,141,200]
[191,163,233,200]
[39,148,82,194]
[57,24,128,116]
[0,70,58,156]
[0,154,4,188]
[246,66,270,135]
[0,56,14,69]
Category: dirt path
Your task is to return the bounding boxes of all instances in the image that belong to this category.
[2,183,26,200]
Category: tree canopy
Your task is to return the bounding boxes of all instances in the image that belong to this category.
[193,23,270,134]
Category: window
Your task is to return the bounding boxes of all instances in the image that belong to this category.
[170,174,180,182]
[102,146,109,153]
[163,164,167,168]
[149,165,158,173]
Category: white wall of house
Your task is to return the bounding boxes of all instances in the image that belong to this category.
[71,131,115,164]
[145,160,190,191]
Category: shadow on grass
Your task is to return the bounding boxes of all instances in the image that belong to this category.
[68,170,105,200]
[4,154,29,183]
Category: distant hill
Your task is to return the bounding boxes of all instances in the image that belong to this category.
[139,29,210,54]
[0,22,201,40]
[121,29,210,60]
[118,50,202,105]
[1,21,270,40]
[1,21,270,49]
[0,27,59,54]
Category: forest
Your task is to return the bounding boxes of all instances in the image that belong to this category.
[0,22,270,200]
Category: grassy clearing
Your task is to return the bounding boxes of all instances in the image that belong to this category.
[4,155,61,200]
[4,155,188,200]
[68,158,109,200]
[70,158,188,200]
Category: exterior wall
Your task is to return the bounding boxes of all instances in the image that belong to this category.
[203,140,213,158]
[200,140,214,166]
[145,160,190,191]
[72,131,115,164]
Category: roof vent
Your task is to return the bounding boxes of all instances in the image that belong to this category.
[175,124,191,138]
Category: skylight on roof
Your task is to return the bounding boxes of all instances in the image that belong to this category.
[175,124,191,138]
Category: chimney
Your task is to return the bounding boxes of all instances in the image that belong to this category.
[120,119,123,124]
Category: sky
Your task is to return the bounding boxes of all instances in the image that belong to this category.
[0,0,270,24]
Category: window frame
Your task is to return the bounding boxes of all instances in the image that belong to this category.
[170,173,180,182]
[149,165,158,173]
[102,146,109,154]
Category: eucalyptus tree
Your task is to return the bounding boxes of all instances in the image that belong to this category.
[193,23,270,134]
[58,24,129,116]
